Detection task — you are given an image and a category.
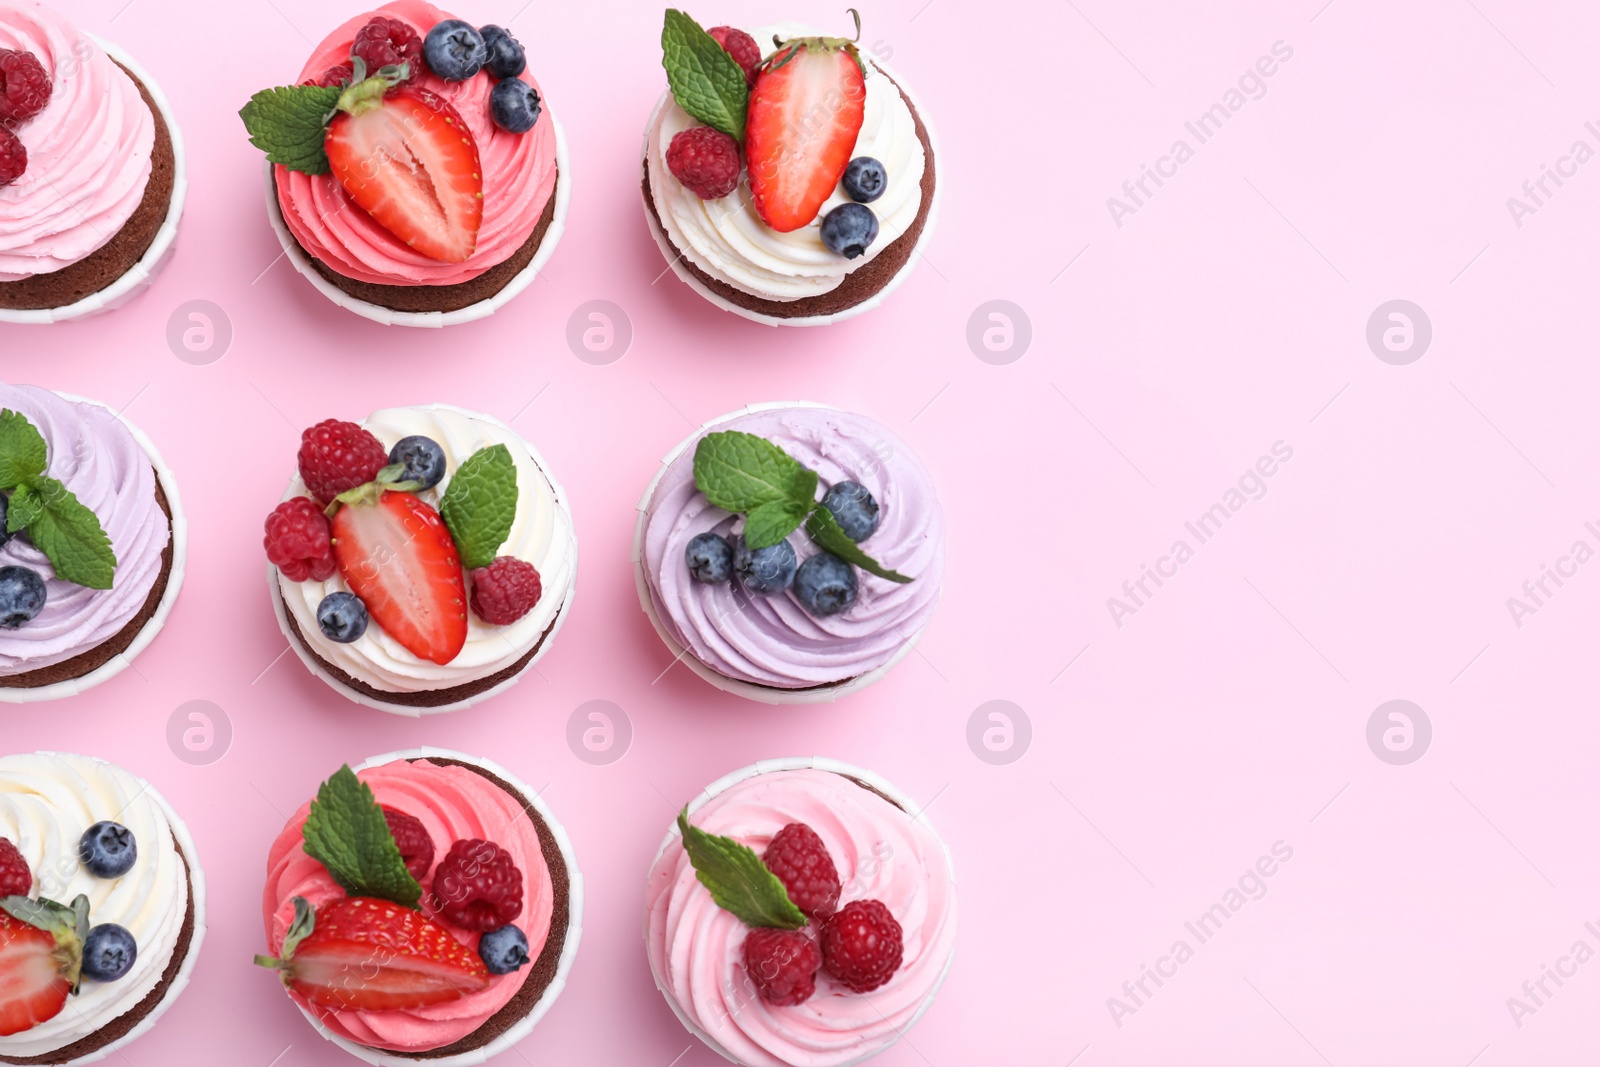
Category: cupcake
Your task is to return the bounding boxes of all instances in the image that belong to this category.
[0,385,184,702]
[0,1,185,323]
[259,751,581,1064]
[0,752,206,1065]
[635,402,943,703]
[646,757,957,1067]
[264,404,576,714]
[642,12,937,325]
[241,2,567,326]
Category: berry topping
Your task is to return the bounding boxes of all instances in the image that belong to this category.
[762,823,841,919]
[0,50,51,125]
[819,899,903,993]
[431,838,523,932]
[264,497,337,582]
[78,822,136,879]
[0,910,72,1036]
[298,419,389,505]
[0,839,30,898]
[388,435,447,491]
[685,532,734,584]
[665,126,741,201]
[743,927,821,1006]
[330,490,468,665]
[423,20,487,81]
[734,535,797,594]
[468,557,542,625]
[306,63,355,89]
[0,566,44,629]
[480,25,526,80]
[478,923,530,974]
[381,806,435,882]
[820,202,879,259]
[349,17,424,83]
[257,896,489,1011]
[819,481,880,541]
[490,78,542,134]
[316,591,369,643]
[842,156,886,203]
[707,26,761,88]
[794,553,858,617]
[80,924,135,982]
[325,85,484,263]
[0,126,25,188]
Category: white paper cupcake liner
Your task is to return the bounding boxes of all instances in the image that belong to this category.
[638,51,941,328]
[268,404,576,717]
[0,36,188,325]
[0,393,188,703]
[646,756,956,1067]
[633,401,925,705]
[291,747,583,1067]
[261,119,570,328]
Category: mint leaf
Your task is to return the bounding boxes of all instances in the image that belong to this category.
[300,765,421,909]
[677,809,807,929]
[0,410,46,490]
[693,431,816,514]
[13,477,116,590]
[240,83,342,175]
[807,506,914,584]
[439,444,519,571]
[743,498,811,551]
[662,9,750,140]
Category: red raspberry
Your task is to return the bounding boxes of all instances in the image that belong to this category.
[742,927,820,1006]
[0,50,51,125]
[819,899,903,993]
[707,26,761,88]
[469,557,542,625]
[382,806,435,882]
[305,63,354,89]
[297,419,389,504]
[431,838,523,932]
[350,17,424,83]
[0,837,31,898]
[666,126,741,200]
[0,125,22,188]
[264,497,336,582]
[762,822,841,918]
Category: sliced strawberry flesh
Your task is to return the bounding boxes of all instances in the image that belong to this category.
[331,492,467,665]
[0,920,68,1037]
[747,45,866,232]
[289,944,489,1010]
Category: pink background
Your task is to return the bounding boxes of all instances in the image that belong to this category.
[4,0,1599,1063]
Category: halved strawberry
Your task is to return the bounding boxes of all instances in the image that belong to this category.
[258,897,488,1012]
[331,490,467,665]
[324,79,483,263]
[746,29,867,232]
[0,901,86,1038]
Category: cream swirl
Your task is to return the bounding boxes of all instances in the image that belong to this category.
[0,753,190,1059]
[646,767,957,1067]
[0,1,155,281]
[0,385,169,676]
[641,406,943,689]
[646,24,925,302]
[278,405,575,695]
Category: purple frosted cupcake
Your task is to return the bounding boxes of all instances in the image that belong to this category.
[633,402,944,703]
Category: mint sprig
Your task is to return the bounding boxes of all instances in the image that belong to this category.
[677,809,807,929]
[662,9,750,140]
[239,83,343,175]
[0,409,117,590]
[439,444,519,570]
[300,765,421,909]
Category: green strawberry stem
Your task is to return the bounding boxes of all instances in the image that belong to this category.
[335,63,410,118]
[768,8,864,72]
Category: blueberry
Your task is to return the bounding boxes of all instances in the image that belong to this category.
[734,536,797,594]
[388,435,447,491]
[423,19,487,81]
[81,924,136,982]
[686,532,734,584]
[479,25,526,80]
[820,203,879,259]
[842,157,887,203]
[79,822,136,879]
[478,924,530,975]
[317,592,369,643]
[0,566,44,629]
[794,553,858,617]
[490,78,542,134]
[820,482,880,542]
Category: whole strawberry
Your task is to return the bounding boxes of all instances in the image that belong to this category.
[298,419,389,504]
[762,823,840,919]
[432,838,523,932]
[264,497,336,582]
[819,899,902,993]
[0,50,51,125]
[743,927,820,1006]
